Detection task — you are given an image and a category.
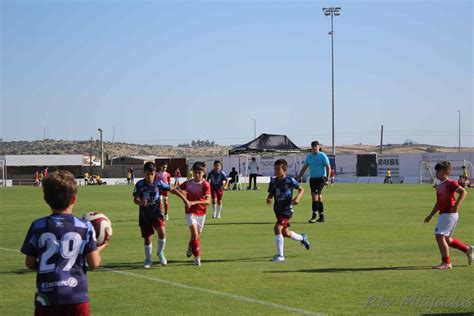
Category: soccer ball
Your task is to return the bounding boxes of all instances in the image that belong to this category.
[82,211,113,246]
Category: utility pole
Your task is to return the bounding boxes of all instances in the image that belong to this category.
[98,128,104,169]
[89,137,93,176]
[380,125,384,154]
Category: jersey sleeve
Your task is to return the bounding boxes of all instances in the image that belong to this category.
[21,222,38,257]
[449,179,461,192]
[159,180,171,191]
[132,182,141,197]
[304,154,310,166]
[290,177,300,189]
[322,153,330,166]
[221,171,227,178]
[268,178,275,195]
[203,180,211,197]
[179,181,187,191]
[83,221,98,254]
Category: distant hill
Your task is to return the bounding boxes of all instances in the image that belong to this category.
[0,140,471,157]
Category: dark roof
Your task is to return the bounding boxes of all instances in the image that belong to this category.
[229,134,301,155]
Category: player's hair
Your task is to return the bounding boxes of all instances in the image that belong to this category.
[274,159,288,171]
[435,161,451,171]
[144,162,157,172]
[43,170,77,211]
[311,140,320,147]
[159,160,168,167]
[193,161,206,172]
[214,160,221,165]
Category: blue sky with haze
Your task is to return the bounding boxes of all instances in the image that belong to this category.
[1,0,472,147]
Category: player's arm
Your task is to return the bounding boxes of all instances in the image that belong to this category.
[452,186,467,212]
[86,242,109,270]
[296,164,308,180]
[292,185,304,205]
[25,255,38,270]
[325,164,331,183]
[424,202,438,223]
[189,196,211,207]
[266,193,273,205]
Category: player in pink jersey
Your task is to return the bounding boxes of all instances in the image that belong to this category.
[424,161,471,269]
[156,161,172,220]
[174,161,211,266]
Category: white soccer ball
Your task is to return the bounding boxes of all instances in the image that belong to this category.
[82,211,113,246]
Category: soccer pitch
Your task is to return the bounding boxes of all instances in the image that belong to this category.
[1,184,473,315]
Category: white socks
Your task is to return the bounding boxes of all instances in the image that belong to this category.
[217,204,222,217]
[290,231,303,242]
[144,245,152,261]
[275,234,284,256]
[157,238,166,256]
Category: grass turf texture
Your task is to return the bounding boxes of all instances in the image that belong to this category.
[1,184,473,315]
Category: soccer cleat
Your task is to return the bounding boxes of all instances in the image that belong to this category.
[433,262,452,270]
[165,214,169,221]
[467,245,473,266]
[271,255,285,262]
[217,214,221,219]
[186,247,193,258]
[316,215,325,222]
[158,254,167,266]
[301,233,310,250]
[194,256,201,266]
[144,259,152,269]
[308,217,317,223]
[212,212,216,219]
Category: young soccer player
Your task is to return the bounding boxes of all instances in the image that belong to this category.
[424,161,472,269]
[21,171,108,315]
[207,160,228,218]
[174,161,211,266]
[133,162,176,268]
[267,159,310,262]
[156,161,172,221]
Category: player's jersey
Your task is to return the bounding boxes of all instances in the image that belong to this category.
[156,171,171,185]
[207,170,227,189]
[133,179,170,213]
[305,152,330,178]
[21,214,97,306]
[179,179,211,216]
[174,170,181,178]
[386,170,392,177]
[268,176,301,217]
[436,178,461,213]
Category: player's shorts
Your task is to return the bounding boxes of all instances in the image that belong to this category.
[275,215,291,228]
[35,302,90,316]
[435,212,459,237]
[186,213,206,233]
[211,187,224,200]
[310,177,326,195]
[139,210,165,238]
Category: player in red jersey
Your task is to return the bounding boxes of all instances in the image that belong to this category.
[156,161,172,221]
[174,161,211,266]
[424,161,471,269]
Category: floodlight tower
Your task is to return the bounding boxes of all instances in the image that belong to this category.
[98,128,104,169]
[322,6,341,156]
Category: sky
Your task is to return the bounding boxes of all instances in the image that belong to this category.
[1,0,472,148]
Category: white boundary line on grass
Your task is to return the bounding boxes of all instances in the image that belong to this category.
[1,247,324,316]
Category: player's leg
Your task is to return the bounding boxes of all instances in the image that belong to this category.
[155,221,167,266]
[141,227,154,268]
[163,196,169,220]
[189,223,201,265]
[434,234,451,269]
[211,189,217,218]
[273,222,285,261]
[216,189,223,218]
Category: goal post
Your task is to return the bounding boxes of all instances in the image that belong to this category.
[0,160,5,187]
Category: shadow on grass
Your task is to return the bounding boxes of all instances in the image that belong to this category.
[100,256,271,270]
[264,265,446,274]
[421,313,474,316]
[205,221,273,226]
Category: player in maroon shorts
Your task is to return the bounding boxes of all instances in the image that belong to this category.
[156,161,172,221]
[207,160,228,219]
[424,161,472,269]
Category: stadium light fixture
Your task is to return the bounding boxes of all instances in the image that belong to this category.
[322,6,341,156]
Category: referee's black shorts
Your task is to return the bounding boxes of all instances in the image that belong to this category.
[309,177,326,195]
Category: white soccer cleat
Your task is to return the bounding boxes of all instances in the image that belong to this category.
[144,259,152,269]
[467,245,473,266]
[165,214,169,221]
[433,262,452,270]
[158,254,167,266]
[271,255,285,262]
[194,256,201,266]
[217,214,221,219]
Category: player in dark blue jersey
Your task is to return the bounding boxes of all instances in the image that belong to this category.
[21,170,108,316]
[133,161,177,268]
[207,160,228,218]
[266,159,310,262]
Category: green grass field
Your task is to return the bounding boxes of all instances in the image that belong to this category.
[1,184,473,315]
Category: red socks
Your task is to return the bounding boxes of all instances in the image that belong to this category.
[189,240,200,257]
[448,238,468,253]
[442,256,451,264]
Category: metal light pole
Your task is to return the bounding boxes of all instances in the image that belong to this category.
[323,6,341,156]
[98,128,104,169]
[89,137,93,175]
[111,125,115,166]
[457,110,461,152]
[252,118,257,138]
